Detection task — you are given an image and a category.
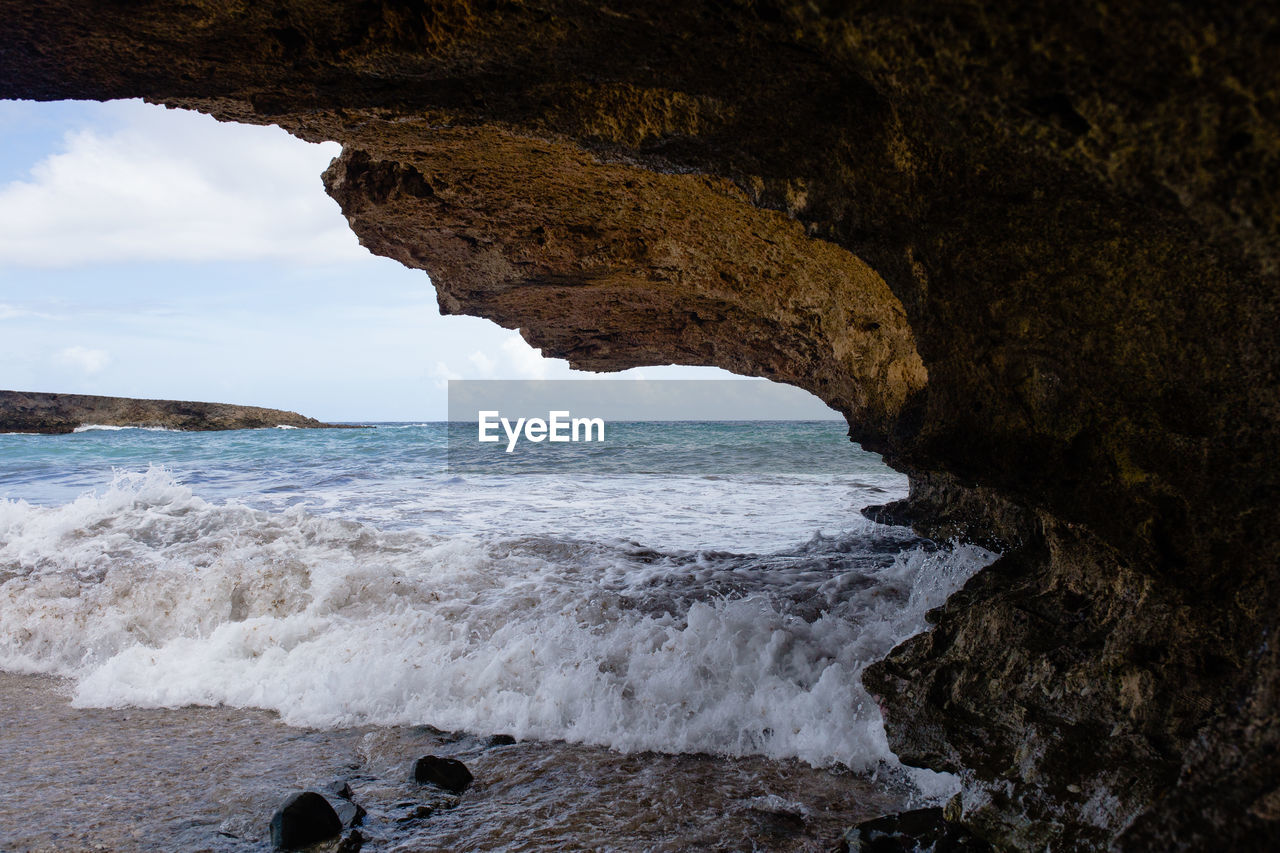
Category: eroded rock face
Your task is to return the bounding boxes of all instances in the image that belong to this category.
[3,2,1277,848]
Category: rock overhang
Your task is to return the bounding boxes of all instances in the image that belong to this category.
[2,1,1278,848]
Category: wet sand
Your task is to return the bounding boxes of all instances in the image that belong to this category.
[0,673,908,851]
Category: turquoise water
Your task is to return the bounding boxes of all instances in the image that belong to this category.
[0,421,901,549]
[0,422,994,777]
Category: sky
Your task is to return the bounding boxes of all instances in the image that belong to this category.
[0,99,839,421]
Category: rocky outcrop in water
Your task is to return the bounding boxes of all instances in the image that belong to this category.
[269,791,343,849]
[2,2,1277,848]
[411,756,473,794]
[0,390,354,434]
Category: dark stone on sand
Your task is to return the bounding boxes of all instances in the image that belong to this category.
[837,808,993,853]
[302,783,365,828]
[335,829,364,853]
[269,790,343,850]
[322,780,353,801]
[412,755,473,793]
[327,795,366,828]
[396,804,435,823]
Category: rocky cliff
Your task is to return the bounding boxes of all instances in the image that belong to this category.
[2,2,1277,848]
[0,390,349,434]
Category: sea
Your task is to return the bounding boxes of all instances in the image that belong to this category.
[0,422,996,851]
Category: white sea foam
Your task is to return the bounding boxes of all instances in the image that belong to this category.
[72,424,177,433]
[0,467,995,773]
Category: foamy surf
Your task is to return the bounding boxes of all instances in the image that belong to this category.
[0,466,995,777]
[72,424,181,432]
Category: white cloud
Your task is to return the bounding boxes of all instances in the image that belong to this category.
[56,346,111,374]
[0,303,37,320]
[432,360,462,383]
[468,350,497,375]
[451,333,564,380]
[499,335,551,379]
[0,100,365,267]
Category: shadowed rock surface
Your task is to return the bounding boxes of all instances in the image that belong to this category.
[269,791,343,849]
[2,2,1277,848]
[412,756,474,794]
[0,390,351,434]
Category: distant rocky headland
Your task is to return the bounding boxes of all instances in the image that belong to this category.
[0,390,359,434]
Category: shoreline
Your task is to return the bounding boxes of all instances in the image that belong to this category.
[0,672,910,851]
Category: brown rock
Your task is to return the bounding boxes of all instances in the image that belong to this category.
[1,3,1277,848]
[0,390,358,434]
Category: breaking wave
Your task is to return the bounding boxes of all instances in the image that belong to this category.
[0,467,994,773]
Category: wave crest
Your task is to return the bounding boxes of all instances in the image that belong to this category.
[0,467,996,771]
